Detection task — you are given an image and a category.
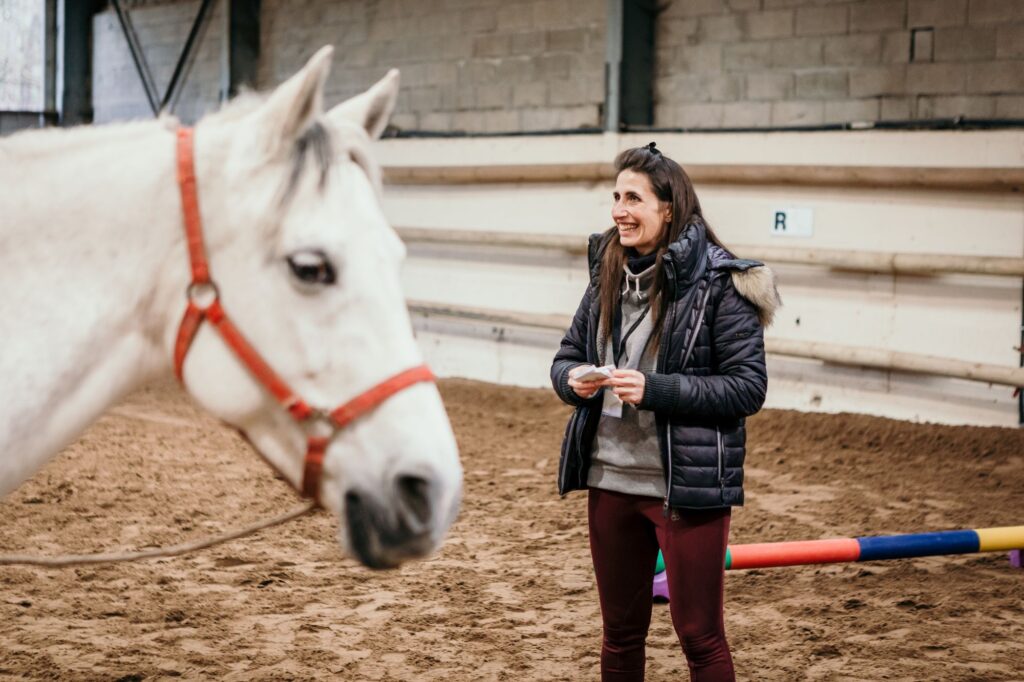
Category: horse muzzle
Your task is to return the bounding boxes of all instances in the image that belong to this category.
[342,471,460,570]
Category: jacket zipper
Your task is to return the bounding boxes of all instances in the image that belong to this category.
[662,425,674,518]
[662,276,717,517]
[716,426,724,488]
[659,290,676,518]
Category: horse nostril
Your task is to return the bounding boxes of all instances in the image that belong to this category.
[396,474,432,529]
[342,480,439,569]
[344,489,379,565]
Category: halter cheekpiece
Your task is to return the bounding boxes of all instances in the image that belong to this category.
[173,127,435,505]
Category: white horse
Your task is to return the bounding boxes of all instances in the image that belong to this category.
[0,46,462,570]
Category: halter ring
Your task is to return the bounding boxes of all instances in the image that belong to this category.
[304,408,337,438]
[186,281,221,309]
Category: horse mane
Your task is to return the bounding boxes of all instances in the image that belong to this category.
[0,116,178,159]
[202,88,381,196]
[203,90,267,123]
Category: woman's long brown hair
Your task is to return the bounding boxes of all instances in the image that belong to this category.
[598,144,726,344]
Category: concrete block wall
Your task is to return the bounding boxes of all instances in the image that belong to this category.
[0,0,45,111]
[88,0,1024,132]
[259,0,607,133]
[92,0,225,124]
[654,0,1024,128]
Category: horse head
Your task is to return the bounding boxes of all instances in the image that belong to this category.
[173,47,461,569]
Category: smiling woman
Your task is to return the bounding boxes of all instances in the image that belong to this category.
[599,143,730,348]
[551,142,781,681]
[611,168,669,255]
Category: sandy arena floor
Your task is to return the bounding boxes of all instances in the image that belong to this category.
[1,378,1022,681]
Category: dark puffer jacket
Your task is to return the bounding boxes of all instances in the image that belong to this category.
[551,219,780,509]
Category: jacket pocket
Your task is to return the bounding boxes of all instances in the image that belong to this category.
[558,406,587,495]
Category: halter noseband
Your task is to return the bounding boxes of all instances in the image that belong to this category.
[172,127,435,504]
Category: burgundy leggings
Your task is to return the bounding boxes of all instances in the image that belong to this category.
[588,488,734,682]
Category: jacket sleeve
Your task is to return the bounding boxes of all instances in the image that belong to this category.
[639,275,768,420]
[551,284,599,407]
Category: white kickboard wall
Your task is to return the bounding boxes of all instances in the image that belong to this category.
[378,131,1024,427]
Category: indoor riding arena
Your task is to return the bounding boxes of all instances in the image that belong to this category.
[2,1,1022,680]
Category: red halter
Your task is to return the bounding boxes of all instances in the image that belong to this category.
[172,127,435,504]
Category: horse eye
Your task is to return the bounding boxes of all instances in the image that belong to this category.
[287,250,336,285]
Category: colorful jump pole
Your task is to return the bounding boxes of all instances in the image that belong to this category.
[725,525,1024,570]
[652,525,1024,601]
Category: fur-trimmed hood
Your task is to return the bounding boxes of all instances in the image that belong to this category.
[730,265,781,328]
[708,244,782,328]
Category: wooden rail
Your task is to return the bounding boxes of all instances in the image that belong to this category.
[396,227,1024,278]
[398,227,587,254]
[384,163,1024,193]
[764,338,1024,388]
[408,301,1024,388]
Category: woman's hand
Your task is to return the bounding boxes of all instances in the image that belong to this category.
[568,373,607,399]
[607,369,646,405]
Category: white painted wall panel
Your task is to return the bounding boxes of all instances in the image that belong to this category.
[385,183,611,235]
[699,184,1024,254]
[771,266,1020,367]
[403,248,589,316]
[383,131,1024,427]
[415,331,557,389]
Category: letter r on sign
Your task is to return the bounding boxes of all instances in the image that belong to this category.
[774,212,787,232]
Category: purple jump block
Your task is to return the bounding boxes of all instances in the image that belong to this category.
[1011,549,1022,569]
[653,571,670,601]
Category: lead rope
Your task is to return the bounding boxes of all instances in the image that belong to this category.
[0,501,316,568]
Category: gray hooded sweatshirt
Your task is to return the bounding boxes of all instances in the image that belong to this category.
[587,260,665,498]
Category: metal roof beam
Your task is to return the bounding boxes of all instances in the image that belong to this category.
[110,0,217,117]
[224,0,260,101]
[605,0,657,131]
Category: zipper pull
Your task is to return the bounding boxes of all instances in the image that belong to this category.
[662,499,670,518]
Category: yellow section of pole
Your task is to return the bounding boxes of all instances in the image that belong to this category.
[976,526,1024,552]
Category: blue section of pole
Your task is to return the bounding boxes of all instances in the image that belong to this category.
[857,530,980,562]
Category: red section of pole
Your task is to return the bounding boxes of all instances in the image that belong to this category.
[728,538,861,570]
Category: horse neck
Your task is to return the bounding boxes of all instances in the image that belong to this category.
[0,120,189,495]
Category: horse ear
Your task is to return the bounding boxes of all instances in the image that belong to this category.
[257,45,334,155]
[327,69,400,140]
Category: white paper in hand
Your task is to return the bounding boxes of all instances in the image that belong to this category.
[570,364,615,382]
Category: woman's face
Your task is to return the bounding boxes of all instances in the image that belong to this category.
[612,169,671,255]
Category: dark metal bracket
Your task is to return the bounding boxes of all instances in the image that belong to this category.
[110,0,217,116]
[604,0,657,131]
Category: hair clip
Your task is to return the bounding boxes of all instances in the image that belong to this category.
[645,141,661,156]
